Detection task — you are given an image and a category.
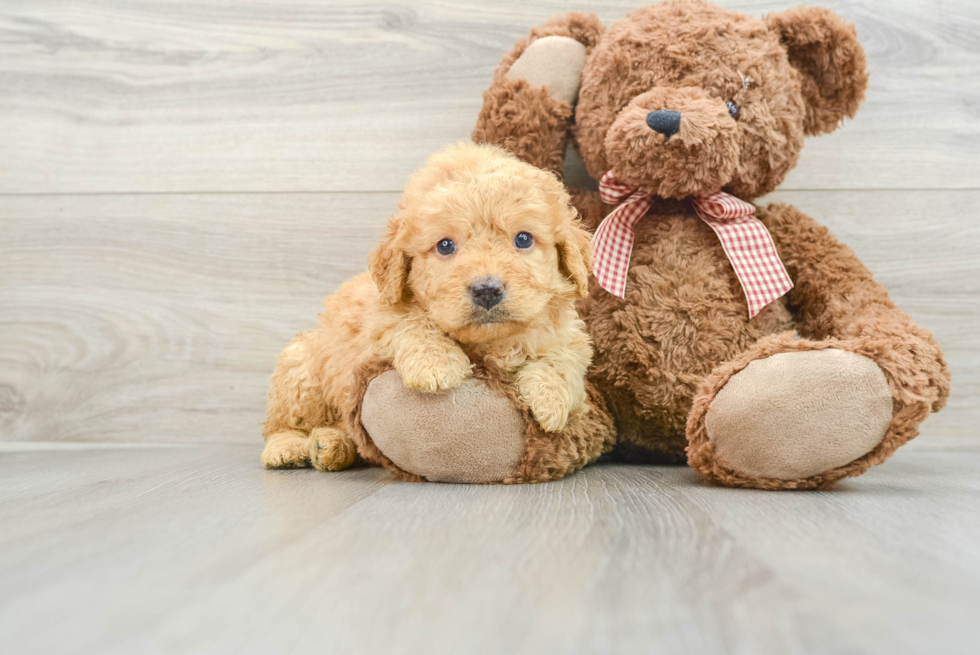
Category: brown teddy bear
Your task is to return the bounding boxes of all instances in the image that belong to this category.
[351,0,950,489]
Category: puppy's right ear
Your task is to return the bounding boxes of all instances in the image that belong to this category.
[557,207,593,299]
[368,216,410,306]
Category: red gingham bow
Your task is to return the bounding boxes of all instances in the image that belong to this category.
[593,170,794,317]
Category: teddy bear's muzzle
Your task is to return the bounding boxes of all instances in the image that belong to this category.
[645,110,682,138]
[602,86,741,199]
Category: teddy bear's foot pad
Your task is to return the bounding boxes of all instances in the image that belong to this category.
[507,36,586,105]
[705,349,893,480]
[362,371,526,483]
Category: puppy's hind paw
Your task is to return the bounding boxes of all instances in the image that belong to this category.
[262,431,312,469]
[309,427,358,472]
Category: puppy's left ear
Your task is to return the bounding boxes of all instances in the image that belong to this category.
[556,206,592,299]
[766,7,869,136]
[368,215,411,305]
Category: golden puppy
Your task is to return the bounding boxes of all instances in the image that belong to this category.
[262,143,593,471]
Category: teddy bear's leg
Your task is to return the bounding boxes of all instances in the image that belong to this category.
[348,363,615,484]
[359,371,526,483]
[686,204,950,490]
[687,337,898,488]
[472,13,603,176]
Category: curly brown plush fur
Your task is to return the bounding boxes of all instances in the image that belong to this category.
[472,0,949,489]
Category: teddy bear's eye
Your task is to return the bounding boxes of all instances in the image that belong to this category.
[727,101,741,121]
[436,238,456,256]
[514,232,534,250]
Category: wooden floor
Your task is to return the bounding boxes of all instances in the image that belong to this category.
[2,1,979,652]
[2,438,979,655]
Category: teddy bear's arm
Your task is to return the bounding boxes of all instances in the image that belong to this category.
[472,13,603,176]
[761,202,950,413]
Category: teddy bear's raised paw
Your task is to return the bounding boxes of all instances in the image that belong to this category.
[507,36,586,106]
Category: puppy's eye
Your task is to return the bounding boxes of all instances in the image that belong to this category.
[727,101,741,121]
[514,232,534,250]
[436,238,456,256]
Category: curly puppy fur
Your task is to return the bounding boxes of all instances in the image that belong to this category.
[262,143,595,470]
[474,0,949,488]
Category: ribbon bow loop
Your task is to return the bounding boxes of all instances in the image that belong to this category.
[598,175,641,206]
[591,171,793,318]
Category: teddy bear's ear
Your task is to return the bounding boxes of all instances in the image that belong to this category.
[368,215,411,306]
[766,7,869,136]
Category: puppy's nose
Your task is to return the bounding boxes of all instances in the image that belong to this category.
[469,277,505,310]
[646,110,682,138]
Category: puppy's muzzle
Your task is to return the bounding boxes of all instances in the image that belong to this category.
[469,276,505,310]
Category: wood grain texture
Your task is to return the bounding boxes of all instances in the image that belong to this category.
[0,0,978,193]
[1,190,975,444]
[1,440,979,654]
[0,192,396,443]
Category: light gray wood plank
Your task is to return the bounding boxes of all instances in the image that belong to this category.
[0,192,397,443]
[0,0,977,194]
[1,189,976,444]
[0,440,978,654]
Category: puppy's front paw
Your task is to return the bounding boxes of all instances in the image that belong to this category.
[517,364,573,433]
[396,346,472,393]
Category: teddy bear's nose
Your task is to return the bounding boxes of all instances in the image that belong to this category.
[646,110,682,138]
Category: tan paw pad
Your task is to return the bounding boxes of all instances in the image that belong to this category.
[705,349,893,480]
